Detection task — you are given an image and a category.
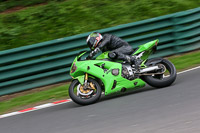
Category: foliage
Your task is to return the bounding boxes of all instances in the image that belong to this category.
[0,0,65,12]
[168,50,200,70]
[0,0,200,51]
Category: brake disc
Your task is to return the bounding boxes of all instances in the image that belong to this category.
[77,84,94,96]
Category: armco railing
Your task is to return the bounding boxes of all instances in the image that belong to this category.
[0,8,200,96]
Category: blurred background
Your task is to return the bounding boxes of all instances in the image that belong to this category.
[0,0,199,51]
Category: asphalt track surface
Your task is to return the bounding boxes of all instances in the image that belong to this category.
[1,68,200,133]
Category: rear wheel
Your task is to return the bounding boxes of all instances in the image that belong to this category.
[69,78,102,105]
[142,58,177,88]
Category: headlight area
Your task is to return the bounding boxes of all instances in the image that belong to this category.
[70,63,77,73]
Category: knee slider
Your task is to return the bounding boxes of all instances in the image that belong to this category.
[108,52,117,59]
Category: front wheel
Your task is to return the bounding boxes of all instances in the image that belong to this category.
[142,58,177,88]
[69,78,102,105]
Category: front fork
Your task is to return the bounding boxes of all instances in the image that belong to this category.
[74,73,88,85]
[84,73,96,90]
[75,73,96,90]
[84,73,88,87]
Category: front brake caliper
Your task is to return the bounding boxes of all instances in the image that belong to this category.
[89,82,96,90]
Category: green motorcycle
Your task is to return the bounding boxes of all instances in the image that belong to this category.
[69,39,177,105]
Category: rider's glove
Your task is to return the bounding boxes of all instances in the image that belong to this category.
[89,51,95,57]
[90,48,100,58]
[86,48,100,60]
[94,47,100,53]
[86,51,95,60]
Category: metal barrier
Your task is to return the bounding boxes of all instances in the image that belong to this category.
[0,7,200,96]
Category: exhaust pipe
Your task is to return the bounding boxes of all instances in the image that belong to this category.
[140,66,160,73]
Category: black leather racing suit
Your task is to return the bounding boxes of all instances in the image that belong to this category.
[98,34,134,63]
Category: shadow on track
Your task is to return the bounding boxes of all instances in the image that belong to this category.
[99,83,177,103]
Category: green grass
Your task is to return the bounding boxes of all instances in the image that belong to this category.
[168,50,200,70]
[0,84,69,114]
[0,0,65,12]
[0,50,200,115]
[0,0,200,51]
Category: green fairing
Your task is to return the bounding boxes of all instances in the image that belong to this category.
[133,40,159,54]
[70,40,158,95]
[133,39,159,60]
[75,75,85,85]
[71,59,145,95]
[96,52,109,60]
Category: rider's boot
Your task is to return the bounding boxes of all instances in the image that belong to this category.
[109,52,142,70]
[126,55,141,70]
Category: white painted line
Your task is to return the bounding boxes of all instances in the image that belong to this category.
[0,112,20,118]
[0,99,72,119]
[34,103,54,109]
[177,66,200,74]
[0,65,200,119]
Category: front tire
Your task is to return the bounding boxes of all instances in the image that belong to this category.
[142,58,177,88]
[69,78,102,105]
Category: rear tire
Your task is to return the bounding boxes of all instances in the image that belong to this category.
[69,78,102,105]
[142,58,177,88]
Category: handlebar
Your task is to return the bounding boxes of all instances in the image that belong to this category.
[86,48,100,60]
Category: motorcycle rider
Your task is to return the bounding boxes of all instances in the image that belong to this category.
[86,32,140,68]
